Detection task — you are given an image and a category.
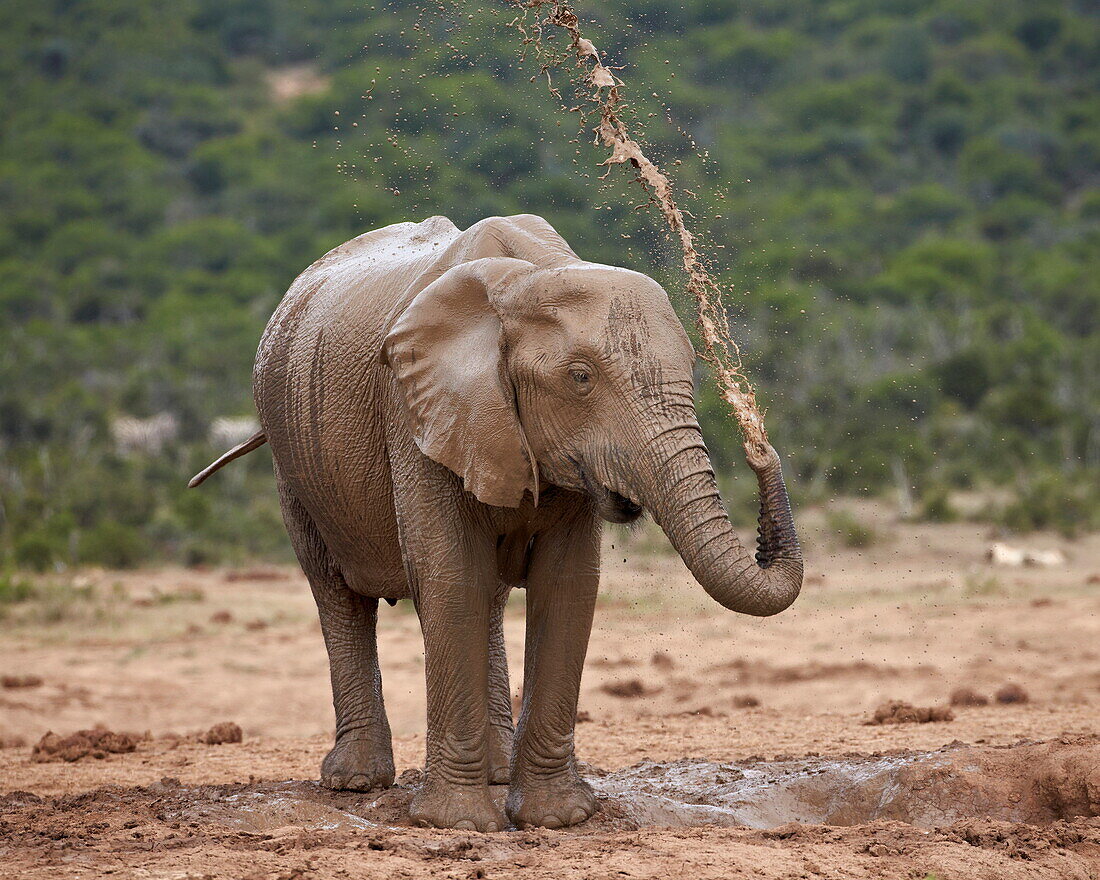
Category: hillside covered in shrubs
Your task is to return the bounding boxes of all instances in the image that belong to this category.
[1,0,1098,568]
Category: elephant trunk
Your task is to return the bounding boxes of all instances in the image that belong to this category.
[626,426,803,617]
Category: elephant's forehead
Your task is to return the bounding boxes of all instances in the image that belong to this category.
[531,266,692,358]
[537,264,663,305]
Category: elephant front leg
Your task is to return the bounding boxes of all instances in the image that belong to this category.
[409,562,506,832]
[506,510,600,829]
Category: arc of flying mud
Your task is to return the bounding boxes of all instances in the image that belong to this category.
[507,1,769,452]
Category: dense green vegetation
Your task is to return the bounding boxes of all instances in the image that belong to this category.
[1,0,1098,569]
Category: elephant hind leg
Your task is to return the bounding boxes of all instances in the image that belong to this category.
[277,481,395,792]
[487,595,514,784]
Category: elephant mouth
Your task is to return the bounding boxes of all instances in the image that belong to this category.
[567,456,643,524]
[601,489,644,524]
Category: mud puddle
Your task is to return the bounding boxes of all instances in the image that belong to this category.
[146,737,1099,834]
[596,737,1099,829]
[592,754,936,828]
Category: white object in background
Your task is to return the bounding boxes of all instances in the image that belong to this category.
[110,412,179,455]
[987,542,1065,568]
[209,416,261,448]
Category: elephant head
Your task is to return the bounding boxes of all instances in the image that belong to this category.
[382,256,803,617]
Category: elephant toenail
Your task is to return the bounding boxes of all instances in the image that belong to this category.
[349,775,367,788]
[453,820,476,831]
[484,822,500,833]
[568,808,588,825]
[541,815,563,828]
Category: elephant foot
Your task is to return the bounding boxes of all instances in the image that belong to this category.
[506,770,597,829]
[488,725,513,785]
[320,734,395,792]
[409,779,506,832]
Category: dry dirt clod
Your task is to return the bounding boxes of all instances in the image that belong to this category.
[950,687,990,707]
[762,822,804,840]
[31,727,142,763]
[996,683,1030,704]
[223,568,290,583]
[201,722,243,745]
[1,674,43,689]
[866,701,955,725]
[210,610,233,624]
[732,694,761,708]
[651,651,675,670]
[601,678,658,699]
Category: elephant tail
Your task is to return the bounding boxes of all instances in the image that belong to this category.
[188,431,267,488]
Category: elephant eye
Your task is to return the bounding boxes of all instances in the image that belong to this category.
[567,363,595,395]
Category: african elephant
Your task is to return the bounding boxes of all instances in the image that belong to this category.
[190,214,803,831]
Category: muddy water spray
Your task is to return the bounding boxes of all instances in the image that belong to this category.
[506,1,769,454]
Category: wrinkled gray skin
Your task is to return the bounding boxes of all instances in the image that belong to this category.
[213,214,802,832]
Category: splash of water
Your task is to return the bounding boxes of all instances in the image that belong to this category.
[506,1,770,454]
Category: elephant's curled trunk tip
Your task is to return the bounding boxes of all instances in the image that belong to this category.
[639,430,803,618]
[188,431,268,488]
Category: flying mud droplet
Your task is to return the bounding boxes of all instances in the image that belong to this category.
[505,1,770,455]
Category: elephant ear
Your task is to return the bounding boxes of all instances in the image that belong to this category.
[381,257,538,508]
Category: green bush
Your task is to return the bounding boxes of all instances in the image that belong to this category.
[12,531,62,572]
[918,484,958,523]
[0,571,36,604]
[998,473,1100,537]
[76,522,150,569]
[0,574,102,626]
[824,510,879,548]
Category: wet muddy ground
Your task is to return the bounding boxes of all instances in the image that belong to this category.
[2,505,1099,877]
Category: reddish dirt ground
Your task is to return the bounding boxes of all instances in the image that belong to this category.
[1,504,1098,878]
